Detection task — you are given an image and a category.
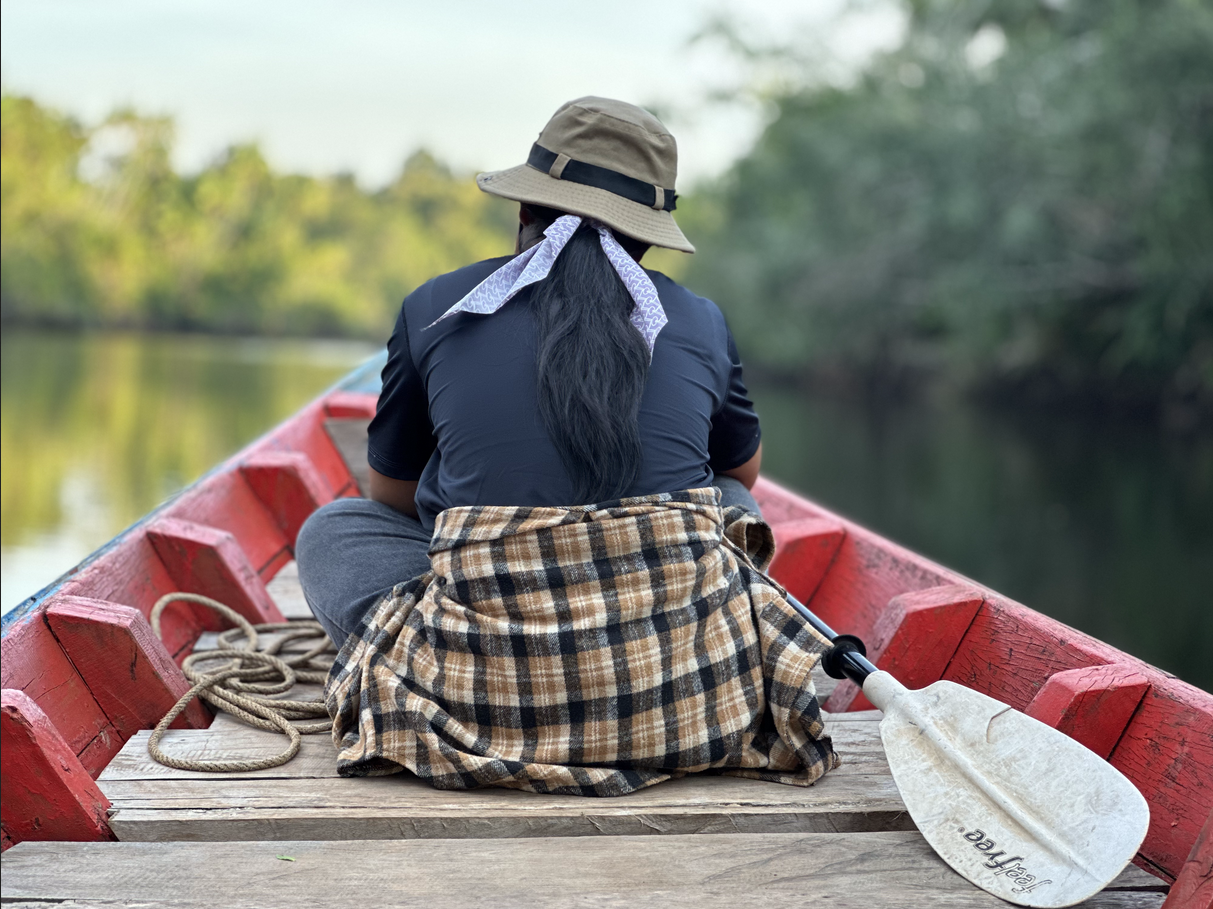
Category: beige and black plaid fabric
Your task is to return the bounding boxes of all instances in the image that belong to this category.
[325,487,840,796]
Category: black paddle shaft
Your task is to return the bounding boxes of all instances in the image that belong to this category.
[785,594,879,687]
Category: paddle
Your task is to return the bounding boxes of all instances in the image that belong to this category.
[787,594,1151,909]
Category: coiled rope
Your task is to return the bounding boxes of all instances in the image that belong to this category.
[148,592,335,772]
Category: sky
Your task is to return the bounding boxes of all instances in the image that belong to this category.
[1,0,903,188]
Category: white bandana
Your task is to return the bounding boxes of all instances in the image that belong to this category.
[425,215,668,356]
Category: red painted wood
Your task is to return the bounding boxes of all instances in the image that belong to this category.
[324,391,377,419]
[803,532,952,645]
[769,518,846,603]
[0,690,113,847]
[76,734,121,778]
[240,450,333,549]
[825,584,985,713]
[939,595,1213,877]
[146,517,285,632]
[270,401,360,496]
[1025,663,1151,759]
[46,597,210,736]
[750,478,1213,879]
[56,534,210,659]
[1111,680,1213,884]
[942,596,1129,710]
[756,478,954,644]
[1162,807,1213,909]
[752,477,830,524]
[0,616,114,763]
[161,470,290,577]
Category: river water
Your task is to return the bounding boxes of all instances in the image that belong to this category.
[3,328,1209,689]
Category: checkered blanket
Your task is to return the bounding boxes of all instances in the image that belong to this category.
[325,487,840,796]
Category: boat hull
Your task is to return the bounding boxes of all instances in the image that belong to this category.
[1,357,1209,894]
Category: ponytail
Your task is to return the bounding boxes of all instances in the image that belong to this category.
[527,211,651,503]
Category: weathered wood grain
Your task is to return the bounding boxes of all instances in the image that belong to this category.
[100,719,889,782]
[825,584,985,713]
[0,896,1163,909]
[102,754,911,841]
[323,418,371,496]
[0,690,113,844]
[945,595,1213,878]
[104,769,893,801]
[54,530,211,662]
[0,396,361,846]
[0,615,115,768]
[265,560,314,619]
[1111,683,1213,889]
[0,833,1167,908]
[1160,806,1213,909]
[768,517,846,603]
[46,597,210,734]
[239,450,333,549]
[146,517,285,627]
[1025,662,1151,759]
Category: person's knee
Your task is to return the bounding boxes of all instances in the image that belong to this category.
[714,475,763,516]
[297,497,377,565]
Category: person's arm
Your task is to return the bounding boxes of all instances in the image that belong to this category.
[366,301,436,519]
[719,442,762,490]
[707,324,763,489]
[370,467,420,518]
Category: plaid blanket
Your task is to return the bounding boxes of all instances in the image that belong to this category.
[325,487,840,796]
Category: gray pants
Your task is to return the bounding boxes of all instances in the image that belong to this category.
[296,478,762,646]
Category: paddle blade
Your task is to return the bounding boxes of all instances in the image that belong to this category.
[862,671,1150,908]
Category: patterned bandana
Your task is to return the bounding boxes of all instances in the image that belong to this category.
[425,214,668,357]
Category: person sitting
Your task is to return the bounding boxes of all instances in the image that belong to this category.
[297,96,839,796]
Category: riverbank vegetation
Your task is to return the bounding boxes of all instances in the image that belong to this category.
[687,0,1212,416]
[2,0,1209,416]
[1,96,515,337]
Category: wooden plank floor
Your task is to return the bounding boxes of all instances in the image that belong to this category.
[1,834,1168,909]
[325,417,371,495]
[264,559,312,620]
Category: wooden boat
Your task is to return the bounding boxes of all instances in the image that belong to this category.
[2,355,1210,907]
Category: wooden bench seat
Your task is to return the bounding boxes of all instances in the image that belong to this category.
[99,713,900,843]
[111,557,895,845]
[0,833,1168,909]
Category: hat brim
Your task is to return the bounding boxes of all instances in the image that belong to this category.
[477,164,695,254]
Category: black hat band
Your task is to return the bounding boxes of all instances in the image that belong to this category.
[527,144,677,212]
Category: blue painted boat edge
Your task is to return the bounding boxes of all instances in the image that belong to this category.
[0,351,387,638]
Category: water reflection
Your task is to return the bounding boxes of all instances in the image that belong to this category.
[751,384,1213,690]
[1,329,376,613]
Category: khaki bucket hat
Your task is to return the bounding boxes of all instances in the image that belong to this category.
[477,96,694,253]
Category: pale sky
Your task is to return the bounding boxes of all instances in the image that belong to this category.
[1,0,903,188]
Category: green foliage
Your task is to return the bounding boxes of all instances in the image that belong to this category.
[1,96,516,337]
[688,0,1213,411]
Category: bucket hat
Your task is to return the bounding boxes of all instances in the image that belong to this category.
[476,96,694,253]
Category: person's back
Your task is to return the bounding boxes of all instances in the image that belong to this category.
[368,252,760,528]
[297,96,838,796]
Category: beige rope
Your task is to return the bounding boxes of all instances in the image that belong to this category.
[148,592,336,772]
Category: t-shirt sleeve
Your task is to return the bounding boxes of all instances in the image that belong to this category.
[707,328,762,472]
[366,304,437,481]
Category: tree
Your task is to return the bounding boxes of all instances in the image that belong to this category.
[688,0,1213,413]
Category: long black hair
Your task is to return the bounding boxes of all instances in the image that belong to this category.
[522,204,652,503]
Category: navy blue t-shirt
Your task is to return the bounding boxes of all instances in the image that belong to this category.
[367,256,761,529]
